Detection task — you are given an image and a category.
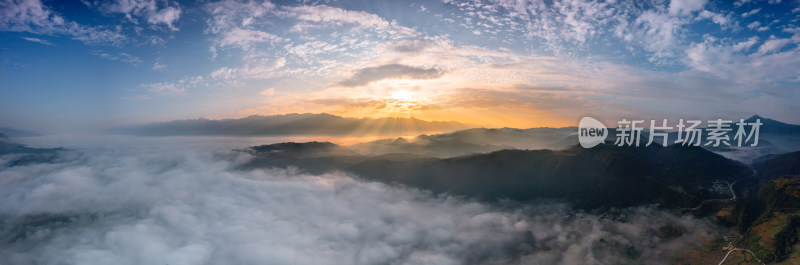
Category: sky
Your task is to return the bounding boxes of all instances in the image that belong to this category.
[1,0,800,133]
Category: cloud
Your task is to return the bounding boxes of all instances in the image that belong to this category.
[681,35,800,111]
[204,1,417,60]
[205,0,278,54]
[668,0,708,16]
[90,50,142,65]
[0,140,720,264]
[741,8,761,18]
[258,27,799,125]
[205,0,275,34]
[140,76,204,95]
[210,58,286,80]
[258,88,275,96]
[281,5,391,31]
[747,21,761,30]
[734,0,755,7]
[21,36,53,45]
[142,82,183,95]
[152,62,166,70]
[147,6,181,31]
[218,28,283,49]
[439,87,601,112]
[629,10,689,61]
[442,0,749,63]
[391,39,433,53]
[136,57,286,99]
[88,0,182,31]
[732,36,759,52]
[108,0,800,124]
[337,64,445,87]
[757,37,793,54]
[0,0,126,45]
[696,10,731,27]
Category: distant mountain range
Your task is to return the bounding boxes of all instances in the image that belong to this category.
[240,141,751,208]
[352,127,576,157]
[108,113,800,163]
[3,115,799,263]
[0,127,40,137]
[748,115,800,136]
[113,113,470,136]
[700,115,800,163]
[350,115,800,161]
[0,136,63,167]
[3,113,791,146]
[232,115,800,262]
[238,138,800,263]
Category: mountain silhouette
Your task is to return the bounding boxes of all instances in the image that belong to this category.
[114,113,469,136]
[352,127,576,157]
[0,127,40,137]
[746,115,800,136]
[241,141,751,208]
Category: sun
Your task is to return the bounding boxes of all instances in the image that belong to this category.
[384,89,424,113]
[390,90,414,101]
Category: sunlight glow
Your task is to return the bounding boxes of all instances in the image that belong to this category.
[385,89,423,113]
[389,90,414,101]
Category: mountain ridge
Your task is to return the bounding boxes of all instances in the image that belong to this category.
[113,113,470,136]
[240,141,752,208]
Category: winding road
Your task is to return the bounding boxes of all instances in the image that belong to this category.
[590,173,764,264]
[680,175,765,265]
[717,246,765,265]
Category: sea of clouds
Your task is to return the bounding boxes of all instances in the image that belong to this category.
[0,138,723,265]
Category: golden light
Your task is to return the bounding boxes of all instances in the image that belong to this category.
[387,78,416,88]
[389,90,414,101]
[382,87,423,113]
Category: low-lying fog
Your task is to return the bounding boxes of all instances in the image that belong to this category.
[0,137,723,265]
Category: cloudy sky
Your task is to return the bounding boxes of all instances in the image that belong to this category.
[2,0,800,132]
